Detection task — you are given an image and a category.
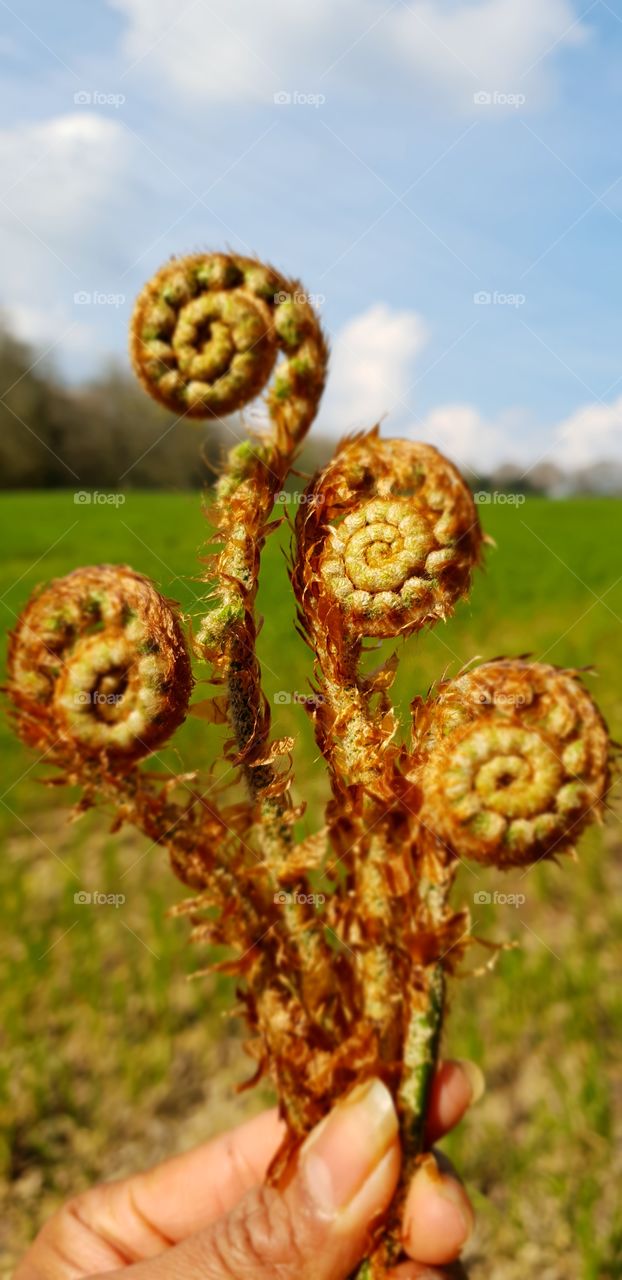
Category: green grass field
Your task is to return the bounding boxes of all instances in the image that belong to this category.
[2,491,622,1278]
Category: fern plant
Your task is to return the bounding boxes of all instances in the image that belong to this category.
[6,252,611,1277]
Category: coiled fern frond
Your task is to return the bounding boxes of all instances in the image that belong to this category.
[7,564,192,764]
[414,658,610,868]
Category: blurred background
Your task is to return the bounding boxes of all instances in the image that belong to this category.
[1,2,622,1277]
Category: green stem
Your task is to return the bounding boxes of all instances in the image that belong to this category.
[399,964,446,1158]
[351,964,445,1279]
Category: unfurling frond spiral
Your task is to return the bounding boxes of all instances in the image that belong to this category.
[413,659,610,868]
[130,252,327,440]
[7,566,192,763]
[294,430,483,640]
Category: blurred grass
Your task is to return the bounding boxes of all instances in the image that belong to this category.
[1,491,622,1278]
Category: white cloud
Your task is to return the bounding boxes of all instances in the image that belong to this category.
[0,114,130,247]
[389,0,586,110]
[0,114,134,358]
[321,308,538,470]
[413,403,507,469]
[412,397,622,472]
[109,0,586,108]
[320,306,522,470]
[321,304,622,473]
[320,302,428,431]
[109,0,339,104]
[5,303,91,352]
[554,396,622,467]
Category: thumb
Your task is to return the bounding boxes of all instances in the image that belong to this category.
[121,1079,400,1280]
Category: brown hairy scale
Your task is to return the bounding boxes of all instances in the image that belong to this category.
[5,251,613,1279]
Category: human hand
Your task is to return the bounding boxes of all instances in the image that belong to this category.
[15,1060,483,1280]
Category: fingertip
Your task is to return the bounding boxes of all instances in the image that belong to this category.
[426,1058,485,1142]
[402,1154,474,1266]
[341,1136,402,1228]
[456,1059,485,1105]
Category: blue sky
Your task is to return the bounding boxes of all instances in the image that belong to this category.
[1,0,622,470]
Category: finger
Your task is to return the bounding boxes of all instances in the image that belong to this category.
[401,1152,475,1267]
[125,1106,286,1238]
[14,1109,286,1280]
[425,1059,485,1144]
[103,1078,402,1280]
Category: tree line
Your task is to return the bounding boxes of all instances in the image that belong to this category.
[1,324,618,494]
[0,325,340,491]
[0,325,236,490]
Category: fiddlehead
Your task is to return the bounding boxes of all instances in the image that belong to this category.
[413,658,610,868]
[308,431,482,642]
[7,565,192,763]
[294,429,483,787]
[130,251,326,442]
[5,564,239,889]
